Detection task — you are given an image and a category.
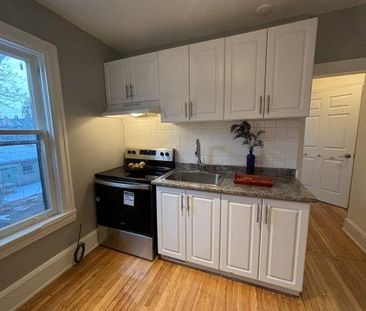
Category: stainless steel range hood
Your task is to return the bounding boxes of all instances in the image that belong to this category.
[103,101,160,117]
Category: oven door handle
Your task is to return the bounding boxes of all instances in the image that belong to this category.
[95,179,151,190]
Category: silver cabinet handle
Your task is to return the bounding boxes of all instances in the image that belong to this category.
[180,194,184,216]
[259,96,263,115]
[187,195,190,217]
[184,102,188,118]
[267,95,270,114]
[130,84,134,97]
[264,205,269,224]
[256,204,261,223]
[125,84,129,98]
[189,101,193,118]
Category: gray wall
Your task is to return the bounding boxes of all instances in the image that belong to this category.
[315,5,366,63]
[0,0,124,290]
[120,4,366,65]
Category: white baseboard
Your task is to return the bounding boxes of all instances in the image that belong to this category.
[0,229,99,311]
[343,218,366,254]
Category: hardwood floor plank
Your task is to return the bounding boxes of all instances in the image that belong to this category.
[16,203,366,311]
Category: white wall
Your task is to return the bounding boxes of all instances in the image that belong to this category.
[123,116,303,169]
[345,78,366,251]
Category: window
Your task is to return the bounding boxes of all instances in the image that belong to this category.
[0,21,75,257]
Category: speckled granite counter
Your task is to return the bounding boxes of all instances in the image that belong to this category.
[152,167,316,203]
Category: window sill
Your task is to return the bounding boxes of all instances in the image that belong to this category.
[0,210,77,261]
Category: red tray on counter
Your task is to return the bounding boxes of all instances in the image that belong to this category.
[234,174,273,187]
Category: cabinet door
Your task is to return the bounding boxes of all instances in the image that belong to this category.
[156,187,186,261]
[130,52,159,103]
[220,195,261,279]
[159,46,190,122]
[259,199,310,291]
[265,18,317,118]
[186,190,220,269]
[189,39,224,121]
[224,30,267,120]
[104,59,131,105]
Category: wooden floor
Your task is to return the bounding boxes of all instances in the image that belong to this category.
[18,202,366,311]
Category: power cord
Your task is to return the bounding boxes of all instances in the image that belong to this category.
[74,224,85,264]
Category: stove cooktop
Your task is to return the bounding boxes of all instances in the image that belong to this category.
[95,166,169,184]
[95,148,175,184]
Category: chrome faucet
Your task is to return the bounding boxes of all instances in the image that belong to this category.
[195,139,205,171]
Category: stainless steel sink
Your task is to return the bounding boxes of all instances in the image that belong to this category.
[164,170,225,186]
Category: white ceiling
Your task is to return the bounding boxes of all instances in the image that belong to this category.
[36,0,366,54]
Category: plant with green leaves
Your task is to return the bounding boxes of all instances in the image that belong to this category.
[230,121,265,153]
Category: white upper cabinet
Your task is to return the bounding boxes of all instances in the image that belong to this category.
[129,52,159,103]
[259,199,310,291]
[186,190,221,269]
[220,195,262,280]
[159,46,190,122]
[156,187,186,261]
[189,39,225,121]
[104,59,131,105]
[224,30,267,120]
[264,18,317,119]
[104,52,159,106]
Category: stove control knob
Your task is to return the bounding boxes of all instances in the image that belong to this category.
[132,151,136,154]
[160,152,164,156]
[127,150,131,154]
[165,152,170,157]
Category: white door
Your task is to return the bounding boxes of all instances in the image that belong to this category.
[301,94,322,194]
[224,30,267,120]
[186,190,220,269]
[156,187,186,261]
[265,18,317,118]
[259,199,310,292]
[189,39,224,121]
[130,52,159,103]
[220,195,261,280]
[104,59,131,105]
[307,84,362,207]
[159,46,190,122]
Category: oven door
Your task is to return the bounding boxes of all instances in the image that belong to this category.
[95,179,153,237]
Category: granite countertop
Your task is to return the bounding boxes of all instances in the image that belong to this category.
[152,165,317,203]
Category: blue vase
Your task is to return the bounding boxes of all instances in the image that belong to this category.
[246,150,255,175]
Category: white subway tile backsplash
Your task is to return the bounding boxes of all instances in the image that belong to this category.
[123,115,302,169]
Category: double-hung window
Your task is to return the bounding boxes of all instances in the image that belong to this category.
[0,21,75,257]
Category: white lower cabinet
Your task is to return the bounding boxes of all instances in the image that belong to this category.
[156,187,186,261]
[186,190,221,269]
[220,195,261,280]
[156,186,310,294]
[258,199,310,291]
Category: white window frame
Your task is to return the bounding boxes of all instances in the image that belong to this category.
[0,21,76,260]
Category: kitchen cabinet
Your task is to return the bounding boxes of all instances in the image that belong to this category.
[264,19,317,119]
[156,187,220,269]
[224,30,267,120]
[104,18,317,120]
[220,195,261,279]
[189,39,225,121]
[104,52,159,106]
[258,199,309,291]
[224,18,317,120]
[156,186,310,294]
[159,46,190,122]
[156,187,186,261]
[186,190,221,269]
[159,39,224,122]
[104,59,131,105]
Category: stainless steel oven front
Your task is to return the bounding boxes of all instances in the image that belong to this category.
[95,179,157,260]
